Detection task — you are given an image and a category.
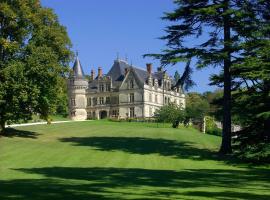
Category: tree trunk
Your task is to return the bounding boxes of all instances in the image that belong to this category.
[0,120,6,136]
[219,0,232,154]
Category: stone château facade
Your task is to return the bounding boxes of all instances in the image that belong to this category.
[68,57,185,120]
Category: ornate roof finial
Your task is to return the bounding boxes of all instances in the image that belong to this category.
[125,54,128,61]
[76,50,79,57]
[116,52,119,60]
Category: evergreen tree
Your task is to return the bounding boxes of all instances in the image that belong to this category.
[174,70,180,83]
[145,0,263,154]
[0,0,73,134]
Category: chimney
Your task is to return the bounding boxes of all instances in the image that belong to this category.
[91,69,95,80]
[125,67,129,75]
[98,67,102,78]
[146,63,152,74]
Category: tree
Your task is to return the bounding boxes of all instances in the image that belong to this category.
[145,0,262,154]
[174,70,180,83]
[0,0,72,134]
[185,93,210,122]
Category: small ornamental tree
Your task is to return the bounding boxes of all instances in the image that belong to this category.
[155,103,185,128]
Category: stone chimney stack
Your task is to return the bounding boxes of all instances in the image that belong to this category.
[146,63,152,74]
[98,67,102,78]
[90,69,95,80]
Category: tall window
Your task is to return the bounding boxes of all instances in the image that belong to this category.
[165,97,167,104]
[155,95,158,103]
[130,107,135,118]
[93,97,97,106]
[106,83,110,91]
[149,107,152,116]
[149,93,152,102]
[99,84,104,92]
[99,97,104,105]
[87,98,91,106]
[106,97,110,104]
[71,99,76,106]
[130,80,134,89]
[130,93,134,103]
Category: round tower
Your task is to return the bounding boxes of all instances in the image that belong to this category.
[68,56,88,120]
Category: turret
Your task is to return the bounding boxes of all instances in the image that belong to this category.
[68,56,88,120]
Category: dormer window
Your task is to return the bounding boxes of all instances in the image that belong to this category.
[106,83,110,91]
[130,93,134,103]
[130,80,134,89]
[99,84,104,92]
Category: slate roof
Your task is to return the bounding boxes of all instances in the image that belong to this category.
[107,59,164,84]
[72,57,84,78]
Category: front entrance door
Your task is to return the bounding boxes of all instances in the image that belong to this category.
[100,110,107,119]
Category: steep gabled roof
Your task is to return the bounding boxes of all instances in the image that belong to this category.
[107,59,128,82]
[72,57,84,78]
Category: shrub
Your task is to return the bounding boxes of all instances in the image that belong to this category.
[205,116,222,136]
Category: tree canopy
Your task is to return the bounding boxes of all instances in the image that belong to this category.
[0,0,73,133]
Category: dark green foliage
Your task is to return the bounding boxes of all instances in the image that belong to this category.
[174,70,180,83]
[145,0,269,156]
[173,59,196,92]
[155,103,185,128]
[0,0,73,133]
[185,92,210,121]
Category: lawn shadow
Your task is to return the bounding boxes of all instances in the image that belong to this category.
[60,136,224,161]
[1,167,269,200]
[1,128,40,139]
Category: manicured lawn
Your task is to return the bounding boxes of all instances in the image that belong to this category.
[0,121,269,200]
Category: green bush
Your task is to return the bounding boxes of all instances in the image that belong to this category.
[155,103,185,128]
[205,116,222,136]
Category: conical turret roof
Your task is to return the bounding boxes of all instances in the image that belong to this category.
[72,57,84,78]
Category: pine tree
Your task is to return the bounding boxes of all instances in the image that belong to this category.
[145,0,264,154]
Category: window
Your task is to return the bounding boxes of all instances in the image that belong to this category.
[99,97,104,105]
[93,97,97,106]
[149,107,152,116]
[149,93,152,102]
[71,99,76,106]
[87,98,91,106]
[106,83,110,91]
[99,84,104,92]
[155,95,158,103]
[130,107,135,118]
[165,96,167,104]
[111,109,119,117]
[130,93,134,103]
[130,80,134,89]
[106,97,110,104]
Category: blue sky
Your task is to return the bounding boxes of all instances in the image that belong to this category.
[41,0,219,93]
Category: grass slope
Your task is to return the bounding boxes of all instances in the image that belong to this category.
[0,121,269,200]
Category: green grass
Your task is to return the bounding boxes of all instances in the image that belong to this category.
[0,121,269,200]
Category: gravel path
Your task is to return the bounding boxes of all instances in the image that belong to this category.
[6,120,87,128]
